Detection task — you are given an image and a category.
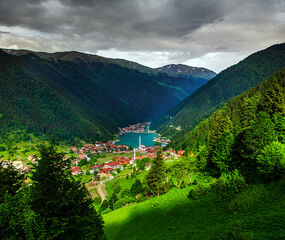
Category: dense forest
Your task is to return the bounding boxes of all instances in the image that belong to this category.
[153,43,285,142]
[0,49,210,142]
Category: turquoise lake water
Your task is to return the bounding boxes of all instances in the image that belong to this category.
[116,133,157,148]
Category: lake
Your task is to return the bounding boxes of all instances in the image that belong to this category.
[116,133,157,148]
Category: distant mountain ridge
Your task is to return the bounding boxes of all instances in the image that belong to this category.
[153,43,285,139]
[156,64,217,80]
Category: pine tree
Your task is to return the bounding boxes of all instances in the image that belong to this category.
[146,149,166,196]
[30,144,105,239]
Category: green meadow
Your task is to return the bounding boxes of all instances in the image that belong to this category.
[103,180,285,240]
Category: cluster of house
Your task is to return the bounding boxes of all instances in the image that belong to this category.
[70,146,189,176]
[71,154,153,176]
[153,136,171,145]
[119,122,151,134]
[71,141,130,158]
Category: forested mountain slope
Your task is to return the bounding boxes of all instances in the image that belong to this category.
[104,69,285,240]
[153,43,285,139]
[176,68,284,179]
[0,49,210,141]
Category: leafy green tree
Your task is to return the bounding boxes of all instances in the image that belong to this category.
[109,192,118,210]
[130,179,143,196]
[0,161,23,202]
[247,112,276,150]
[30,144,105,239]
[196,145,208,171]
[100,199,109,212]
[207,110,233,149]
[0,190,46,239]
[260,75,285,115]
[257,141,285,178]
[212,131,235,173]
[146,149,167,196]
[112,181,121,193]
[273,113,285,143]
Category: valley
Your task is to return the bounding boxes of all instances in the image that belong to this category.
[0,43,284,240]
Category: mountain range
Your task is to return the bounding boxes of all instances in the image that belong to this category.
[156,64,216,80]
[0,49,212,141]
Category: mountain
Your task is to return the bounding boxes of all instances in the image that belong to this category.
[0,49,210,141]
[156,64,216,80]
[153,43,285,139]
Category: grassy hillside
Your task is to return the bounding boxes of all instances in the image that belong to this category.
[0,49,210,141]
[104,181,285,240]
[153,43,285,139]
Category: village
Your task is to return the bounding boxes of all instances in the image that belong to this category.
[118,122,151,134]
[69,140,185,181]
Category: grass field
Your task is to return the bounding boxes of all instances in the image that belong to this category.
[103,180,285,240]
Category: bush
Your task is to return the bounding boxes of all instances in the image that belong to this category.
[120,189,131,198]
[100,199,109,212]
[228,185,268,213]
[130,179,143,196]
[93,197,102,205]
[214,170,246,195]
[112,181,121,193]
[188,183,212,200]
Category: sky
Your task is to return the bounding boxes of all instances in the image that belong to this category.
[0,0,284,73]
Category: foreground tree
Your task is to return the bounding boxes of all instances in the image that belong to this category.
[0,161,23,201]
[146,149,167,196]
[30,144,105,239]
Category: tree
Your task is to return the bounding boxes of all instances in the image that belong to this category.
[207,110,233,149]
[130,179,143,196]
[30,144,105,239]
[112,181,121,193]
[146,149,167,196]
[259,75,285,116]
[109,192,118,210]
[0,161,23,202]
[211,131,235,174]
[257,141,285,178]
[0,190,46,239]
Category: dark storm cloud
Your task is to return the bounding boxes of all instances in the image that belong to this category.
[0,0,232,37]
[0,0,284,71]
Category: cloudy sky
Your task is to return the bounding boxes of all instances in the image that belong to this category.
[0,0,284,72]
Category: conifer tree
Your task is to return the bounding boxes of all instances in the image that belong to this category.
[146,148,166,196]
[30,144,105,239]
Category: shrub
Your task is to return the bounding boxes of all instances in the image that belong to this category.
[120,189,131,198]
[130,179,143,196]
[100,199,109,212]
[93,197,102,205]
[188,183,212,200]
[214,170,246,195]
[228,185,268,213]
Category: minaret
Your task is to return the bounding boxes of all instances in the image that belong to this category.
[139,135,141,148]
